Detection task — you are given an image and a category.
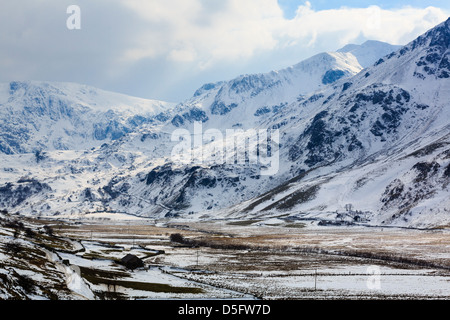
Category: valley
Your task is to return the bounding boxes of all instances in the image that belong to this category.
[1,211,448,299]
[0,16,449,301]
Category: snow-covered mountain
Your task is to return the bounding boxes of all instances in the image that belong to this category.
[169,40,401,132]
[0,81,175,154]
[173,50,363,132]
[338,40,402,68]
[0,18,449,228]
[226,17,450,227]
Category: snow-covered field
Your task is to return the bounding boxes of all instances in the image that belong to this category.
[2,211,447,300]
[159,219,450,299]
[0,212,252,299]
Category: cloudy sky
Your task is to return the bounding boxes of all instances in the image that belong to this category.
[0,1,449,102]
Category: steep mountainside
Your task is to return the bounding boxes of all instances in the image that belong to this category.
[226,17,450,227]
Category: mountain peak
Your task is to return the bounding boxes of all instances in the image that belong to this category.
[337,40,402,68]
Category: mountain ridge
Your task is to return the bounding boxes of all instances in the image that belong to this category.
[0,81,175,154]
[0,19,449,228]
[173,40,401,132]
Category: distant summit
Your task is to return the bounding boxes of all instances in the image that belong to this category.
[338,40,402,68]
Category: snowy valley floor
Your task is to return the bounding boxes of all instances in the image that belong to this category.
[1,212,449,300]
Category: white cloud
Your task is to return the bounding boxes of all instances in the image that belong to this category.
[282,4,448,47]
[120,0,285,67]
[119,0,449,69]
[169,47,197,62]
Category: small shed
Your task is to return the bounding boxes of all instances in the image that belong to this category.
[120,254,144,270]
